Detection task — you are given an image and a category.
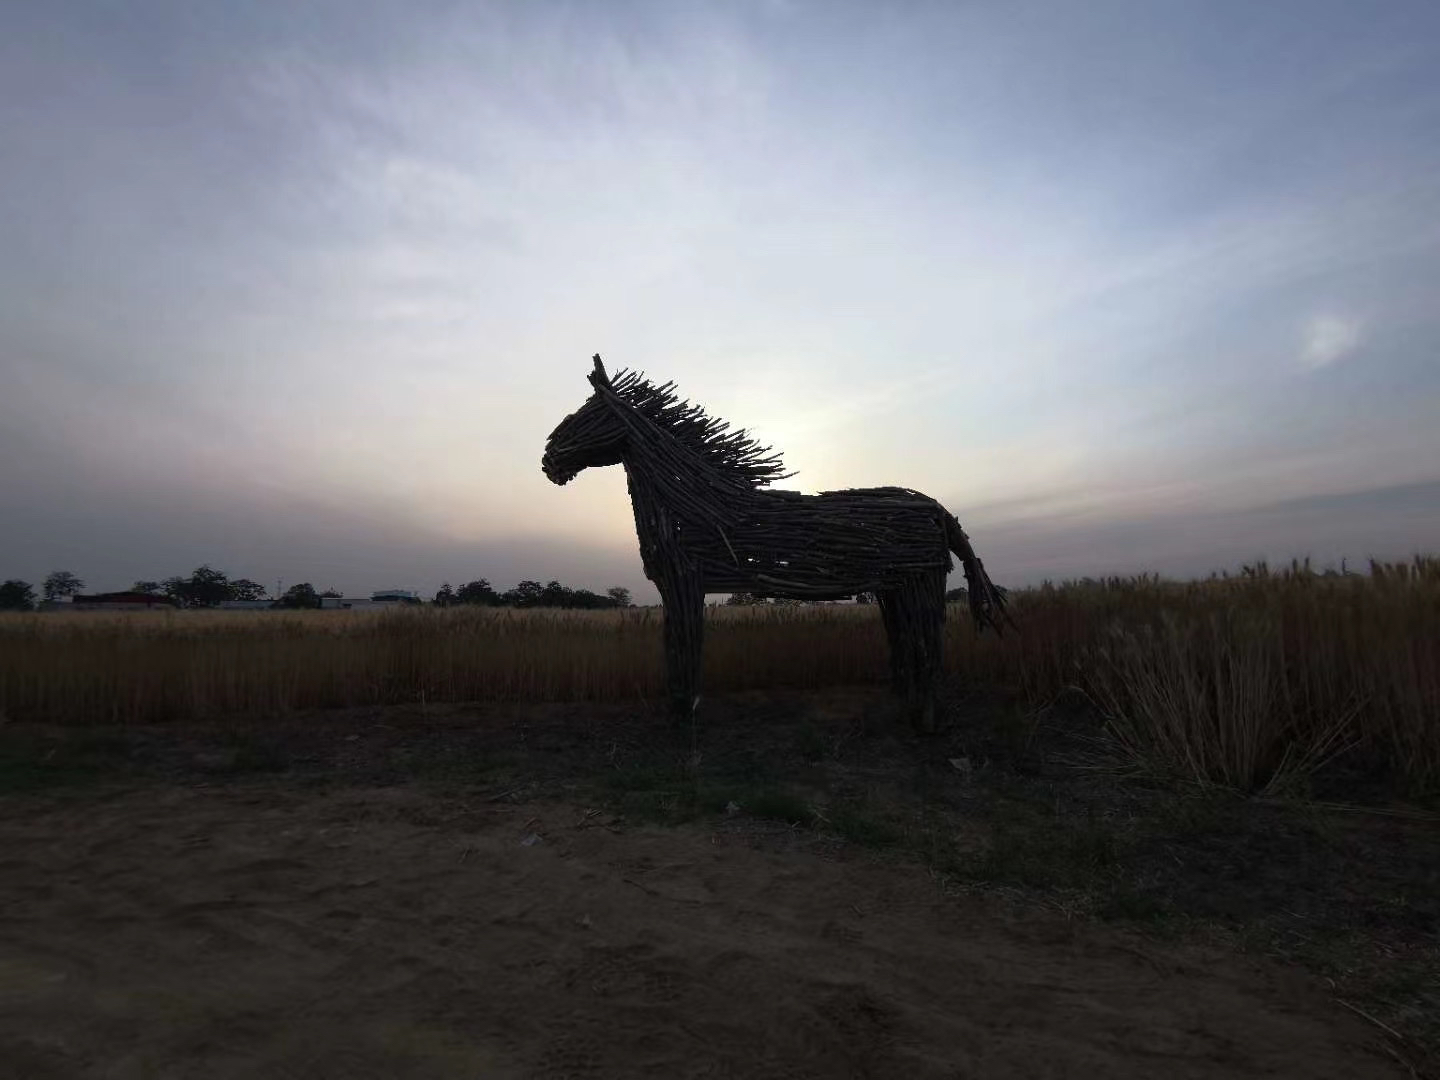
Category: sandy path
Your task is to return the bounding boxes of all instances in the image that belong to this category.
[0,783,1399,1079]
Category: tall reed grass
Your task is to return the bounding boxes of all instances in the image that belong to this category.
[2,557,1435,793]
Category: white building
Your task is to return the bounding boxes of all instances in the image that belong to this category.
[320,589,423,611]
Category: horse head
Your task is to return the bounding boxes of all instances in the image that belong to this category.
[541,355,629,485]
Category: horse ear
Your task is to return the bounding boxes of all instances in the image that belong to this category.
[589,353,610,387]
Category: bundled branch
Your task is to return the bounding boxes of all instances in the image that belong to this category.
[543,355,1012,730]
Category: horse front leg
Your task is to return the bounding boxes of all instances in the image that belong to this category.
[656,571,705,722]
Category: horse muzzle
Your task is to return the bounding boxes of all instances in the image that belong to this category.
[542,452,576,486]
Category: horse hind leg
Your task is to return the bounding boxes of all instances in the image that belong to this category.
[887,576,944,737]
[910,574,946,735]
[878,581,943,735]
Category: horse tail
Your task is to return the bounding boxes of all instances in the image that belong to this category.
[943,511,1015,635]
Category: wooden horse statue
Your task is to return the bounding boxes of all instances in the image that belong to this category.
[542,355,1012,731]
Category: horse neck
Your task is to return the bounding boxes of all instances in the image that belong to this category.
[620,421,751,526]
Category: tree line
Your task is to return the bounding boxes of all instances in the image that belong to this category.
[0,567,634,612]
[1,570,91,611]
[1,568,965,613]
[0,567,326,611]
[434,580,631,609]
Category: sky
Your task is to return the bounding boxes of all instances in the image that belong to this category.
[2,0,1438,602]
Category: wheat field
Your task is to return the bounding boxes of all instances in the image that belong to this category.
[3,557,1436,794]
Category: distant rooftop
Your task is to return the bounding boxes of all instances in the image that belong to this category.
[371,589,419,601]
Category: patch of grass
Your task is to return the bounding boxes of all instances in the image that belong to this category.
[1155,793,1248,841]
[615,788,699,825]
[964,811,1125,892]
[1095,883,1174,923]
[229,733,290,773]
[599,763,703,825]
[195,732,291,776]
[605,764,689,793]
[742,790,815,825]
[828,805,903,848]
[0,730,135,794]
[401,749,511,788]
[794,722,827,763]
[596,761,818,828]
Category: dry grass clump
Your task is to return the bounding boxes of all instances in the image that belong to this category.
[1,556,1435,794]
[956,557,1438,794]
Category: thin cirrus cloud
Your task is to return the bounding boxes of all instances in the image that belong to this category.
[1300,315,1364,370]
[1,1,1438,600]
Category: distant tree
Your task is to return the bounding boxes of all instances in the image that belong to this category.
[446,578,630,609]
[539,580,571,606]
[42,570,85,602]
[455,579,498,606]
[132,580,163,596]
[944,587,968,603]
[161,565,235,608]
[568,589,611,609]
[188,565,235,606]
[320,588,342,599]
[278,583,321,609]
[725,592,768,606]
[854,591,877,605]
[507,580,544,608]
[0,580,36,611]
[229,579,268,601]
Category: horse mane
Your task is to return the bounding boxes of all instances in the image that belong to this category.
[607,368,794,488]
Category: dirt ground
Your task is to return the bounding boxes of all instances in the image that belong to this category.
[1,690,1432,1078]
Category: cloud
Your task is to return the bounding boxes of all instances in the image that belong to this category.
[977,477,1440,585]
[1300,314,1364,369]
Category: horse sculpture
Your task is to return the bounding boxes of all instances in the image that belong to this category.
[542,355,1012,731]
